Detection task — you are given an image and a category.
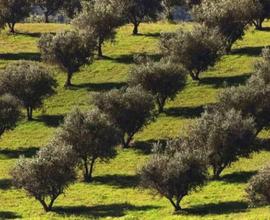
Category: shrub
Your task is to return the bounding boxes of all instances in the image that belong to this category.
[160,25,225,80]
[92,86,155,148]
[0,61,56,120]
[55,108,120,182]
[246,164,270,206]
[128,58,187,113]
[0,94,20,136]
[139,140,207,212]
[38,30,96,87]
[11,142,77,212]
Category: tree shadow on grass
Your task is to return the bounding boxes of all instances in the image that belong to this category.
[54,203,159,218]
[93,174,139,188]
[221,171,257,184]
[0,178,12,190]
[0,211,21,219]
[35,114,64,127]
[0,147,38,159]
[70,82,126,92]
[232,46,265,57]
[165,106,204,118]
[107,53,162,65]
[184,201,248,216]
[16,31,56,38]
[0,53,40,61]
[136,32,161,38]
[199,74,250,88]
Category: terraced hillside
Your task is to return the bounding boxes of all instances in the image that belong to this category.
[0,22,270,219]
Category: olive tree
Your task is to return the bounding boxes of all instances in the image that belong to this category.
[193,0,262,51]
[252,0,270,30]
[160,25,225,80]
[128,58,187,113]
[218,48,270,132]
[11,142,77,212]
[92,86,155,148]
[246,164,270,206]
[139,140,207,212]
[72,0,122,58]
[0,0,31,33]
[55,108,120,182]
[0,94,20,136]
[190,109,256,179]
[0,61,56,120]
[39,30,95,87]
[34,0,63,22]
[120,0,162,35]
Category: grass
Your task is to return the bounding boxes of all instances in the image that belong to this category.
[0,22,270,219]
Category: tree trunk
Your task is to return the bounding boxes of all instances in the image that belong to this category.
[157,97,166,113]
[253,19,264,30]
[8,23,15,33]
[38,199,50,212]
[190,71,200,81]
[65,72,73,88]
[83,158,95,182]
[98,38,103,58]
[27,107,33,121]
[121,134,134,148]
[213,165,224,180]
[44,12,49,23]
[132,22,139,35]
[169,198,181,212]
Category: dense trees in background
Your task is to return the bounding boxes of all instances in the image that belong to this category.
[128,58,187,112]
[0,61,56,120]
[38,30,96,87]
[92,86,155,148]
[73,0,123,58]
[11,142,77,212]
[140,139,207,212]
[160,25,225,80]
[0,0,31,33]
[0,94,20,136]
[55,109,120,182]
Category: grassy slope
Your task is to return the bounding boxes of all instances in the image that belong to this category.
[0,22,270,219]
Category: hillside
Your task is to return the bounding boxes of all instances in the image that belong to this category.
[0,22,270,219]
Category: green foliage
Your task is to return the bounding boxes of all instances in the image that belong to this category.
[139,140,207,212]
[72,0,123,57]
[128,58,187,112]
[0,94,20,136]
[92,86,155,148]
[193,0,262,51]
[246,164,270,207]
[38,30,95,87]
[11,142,77,212]
[0,0,31,33]
[0,61,56,120]
[160,25,225,80]
[55,108,120,182]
